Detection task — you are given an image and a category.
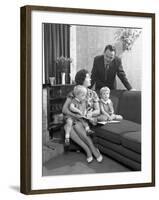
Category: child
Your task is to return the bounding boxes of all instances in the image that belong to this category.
[64,85,94,146]
[98,87,123,122]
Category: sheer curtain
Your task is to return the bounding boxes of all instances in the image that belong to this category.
[43,23,70,84]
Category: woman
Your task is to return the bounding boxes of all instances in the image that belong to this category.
[62,69,103,163]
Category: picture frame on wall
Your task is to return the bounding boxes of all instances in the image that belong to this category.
[20,5,155,194]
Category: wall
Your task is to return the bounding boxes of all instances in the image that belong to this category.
[71,25,142,90]
[116,34,142,90]
[0,0,158,200]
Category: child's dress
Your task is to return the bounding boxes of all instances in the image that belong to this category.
[98,98,123,121]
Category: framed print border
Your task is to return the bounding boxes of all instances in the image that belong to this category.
[20,5,155,195]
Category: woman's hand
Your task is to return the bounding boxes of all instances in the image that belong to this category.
[75,114,83,119]
[78,110,83,116]
[89,117,97,126]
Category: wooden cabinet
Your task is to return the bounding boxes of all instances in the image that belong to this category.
[47,84,75,134]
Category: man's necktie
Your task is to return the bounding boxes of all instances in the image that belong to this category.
[105,64,109,80]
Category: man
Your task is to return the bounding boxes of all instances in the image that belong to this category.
[91,45,134,91]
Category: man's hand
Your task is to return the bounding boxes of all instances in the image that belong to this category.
[129,88,136,91]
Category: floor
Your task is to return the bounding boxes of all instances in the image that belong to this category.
[42,88,131,176]
[42,137,130,176]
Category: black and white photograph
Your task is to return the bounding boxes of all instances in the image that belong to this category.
[20,6,155,194]
[42,24,142,176]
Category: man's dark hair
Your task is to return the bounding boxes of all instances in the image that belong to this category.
[104,45,116,53]
[75,69,89,85]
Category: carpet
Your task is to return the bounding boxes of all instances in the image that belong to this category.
[43,150,130,176]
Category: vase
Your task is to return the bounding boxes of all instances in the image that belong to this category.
[49,77,56,86]
[61,72,66,85]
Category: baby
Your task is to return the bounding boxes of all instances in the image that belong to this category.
[64,85,94,146]
[98,86,123,121]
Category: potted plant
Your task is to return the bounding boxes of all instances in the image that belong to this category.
[55,56,72,84]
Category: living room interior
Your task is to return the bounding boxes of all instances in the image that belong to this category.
[42,23,142,176]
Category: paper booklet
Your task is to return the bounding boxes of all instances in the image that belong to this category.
[97,120,120,125]
[81,116,120,125]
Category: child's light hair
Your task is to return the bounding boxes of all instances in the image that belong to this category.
[73,85,87,97]
[100,86,110,96]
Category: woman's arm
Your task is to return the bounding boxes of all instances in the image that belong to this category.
[91,101,100,117]
[62,98,81,118]
[86,102,100,119]
[86,90,100,118]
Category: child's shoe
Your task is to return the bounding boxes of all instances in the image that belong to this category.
[86,129,95,136]
[65,138,70,146]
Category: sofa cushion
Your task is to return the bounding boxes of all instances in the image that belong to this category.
[110,90,125,113]
[93,136,141,163]
[121,131,141,153]
[94,119,141,144]
[118,91,141,124]
[96,144,141,171]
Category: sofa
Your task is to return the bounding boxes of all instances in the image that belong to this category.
[48,89,141,171]
[92,90,141,171]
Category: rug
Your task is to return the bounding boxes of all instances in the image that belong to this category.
[43,150,130,176]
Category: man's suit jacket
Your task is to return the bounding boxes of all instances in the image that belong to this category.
[91,55,132,90]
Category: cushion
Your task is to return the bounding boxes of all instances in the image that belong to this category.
[96,144,141,171]
[118,91,141,124]
[93,136,141,163]
[110,90,125,113]
[94,119,141,144]
[121,131,141,153]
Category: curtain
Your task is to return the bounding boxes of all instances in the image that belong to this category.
[44,23,70,84]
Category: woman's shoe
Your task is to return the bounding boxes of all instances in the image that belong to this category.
[87,156,93,163]
[96,148,103,162]
[96,155,103,162]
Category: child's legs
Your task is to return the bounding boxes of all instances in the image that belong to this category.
[116,114,123,120]
[111,114,123,120]
[64,118,73,138]
[97,114,109,121]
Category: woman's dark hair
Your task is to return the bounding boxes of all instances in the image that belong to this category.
[75,69,89,85]
[104,45,116,53]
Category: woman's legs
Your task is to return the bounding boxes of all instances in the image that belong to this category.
[69,126,93,160]
[74,122,101,159]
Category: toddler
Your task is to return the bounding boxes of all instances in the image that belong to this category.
[64,85,94,146]
[98,87,123,122]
